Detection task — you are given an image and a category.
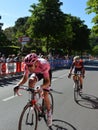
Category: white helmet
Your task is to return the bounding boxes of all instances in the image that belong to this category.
[73,56,80,61]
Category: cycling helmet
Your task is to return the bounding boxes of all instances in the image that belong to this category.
[24,53,38,65]
[73,56,80,61]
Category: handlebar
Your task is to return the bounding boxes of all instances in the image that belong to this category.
[14,86,41,96]
[14,85,63,96]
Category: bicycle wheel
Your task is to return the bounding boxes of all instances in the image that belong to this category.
[18,103,38,130]
[74,81,79,102]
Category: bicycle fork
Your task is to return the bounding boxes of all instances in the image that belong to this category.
[25,99,37,126]
[26,106,34,126]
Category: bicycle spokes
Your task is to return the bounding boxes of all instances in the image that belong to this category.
[26,112,34,126]
[26,107,34,125]
[18,105,38,130]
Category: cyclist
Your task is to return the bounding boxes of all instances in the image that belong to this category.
[14,53,52,126]
[68,56,85,92]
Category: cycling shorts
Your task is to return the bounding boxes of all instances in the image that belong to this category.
[74,68,82,74]
[29,69,52,84]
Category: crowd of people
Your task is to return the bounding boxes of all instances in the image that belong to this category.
[0,52,71,63]
[0,53,22,63]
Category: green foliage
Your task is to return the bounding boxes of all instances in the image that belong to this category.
[92,45,98,55]
[0,31,11,46]
[86,0,98,35]
[2,0,91,56]
[0,46,20,57]
[67,15,90,54]
[86,0,98,14]
[27,0,65,52]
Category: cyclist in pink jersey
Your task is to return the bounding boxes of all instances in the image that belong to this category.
[14,53,52,126]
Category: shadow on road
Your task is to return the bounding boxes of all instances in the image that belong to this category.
[75,93,98,109]
[0,75,22,87]
[50,119,77,130]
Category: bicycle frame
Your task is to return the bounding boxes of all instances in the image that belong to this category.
[17,87,53,130]
[72,73,82,88]
[71,73,82,102]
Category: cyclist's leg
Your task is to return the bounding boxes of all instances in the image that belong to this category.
[73,69,77,83]
[43,69,52,126]
[79,69,84,90]
[43,69,52,111]
[30,71,53,126]
[75,69,83,90]
[73,75,76,82]
[28,73,38,88]
[44,91,52,126]
[28,72,48,88]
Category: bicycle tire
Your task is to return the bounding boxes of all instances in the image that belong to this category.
[74,81,79,102]
[18,103,38,130]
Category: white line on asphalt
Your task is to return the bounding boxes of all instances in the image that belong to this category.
[2,95,17,101]
[2,73,68,102]
[52,73,67,81]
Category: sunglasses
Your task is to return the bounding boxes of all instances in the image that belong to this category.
[27,64,33,67]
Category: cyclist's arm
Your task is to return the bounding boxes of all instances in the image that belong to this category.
[16,65,29,86]
[16,74,28,86]
[81,62,85,75]
[81,66,85,76]
[69,63,74,74]
[14,74,28,95]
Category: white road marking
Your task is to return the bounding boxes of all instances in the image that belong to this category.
[2,73,68,102]
[52,73,67,81]
[2,95,17,101]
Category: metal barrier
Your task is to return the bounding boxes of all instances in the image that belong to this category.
[0,59,72,77]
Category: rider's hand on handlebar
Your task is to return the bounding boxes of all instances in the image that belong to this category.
[13,85,19,95]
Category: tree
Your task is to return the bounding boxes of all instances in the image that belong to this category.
[27,0,65,53]
[92,45,98,55]
[0,31,11,46]
[70,16,90,55]
[86,0,98,35]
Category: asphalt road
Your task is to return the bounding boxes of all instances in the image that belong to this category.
[0,65,98,130]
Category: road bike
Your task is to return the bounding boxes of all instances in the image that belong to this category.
[17,86,54,130]
[71,73,83,102]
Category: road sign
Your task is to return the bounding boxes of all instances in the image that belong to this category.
[18,36,30,42]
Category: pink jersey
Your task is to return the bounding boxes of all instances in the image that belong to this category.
[24,58,50,78]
